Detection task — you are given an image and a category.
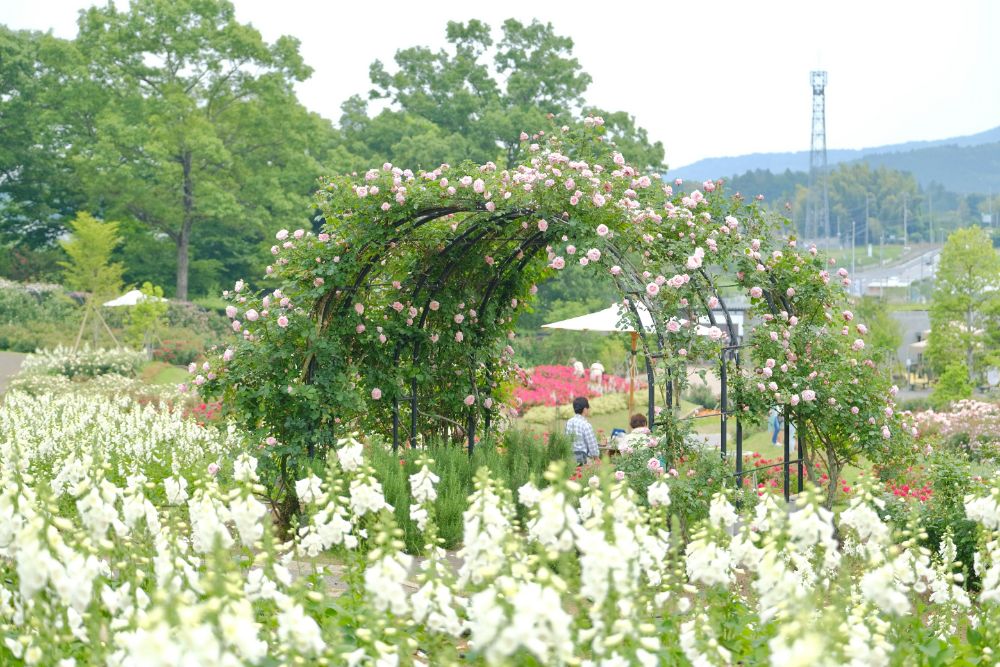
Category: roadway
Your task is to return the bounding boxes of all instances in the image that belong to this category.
[849,247,940,296]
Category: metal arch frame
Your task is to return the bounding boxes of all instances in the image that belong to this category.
[384,210,533,449]
[304,202,807,502]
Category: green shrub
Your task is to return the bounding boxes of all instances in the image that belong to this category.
[365,430,573,553]
[683,383,719,410]
[931,363,974,410]
[20,345,146,379]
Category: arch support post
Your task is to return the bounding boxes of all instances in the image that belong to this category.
[797,415,805,494]
[783,409,791,502]
[720,347,728,462]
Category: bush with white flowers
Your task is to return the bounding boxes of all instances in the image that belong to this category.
[19,344,146,379]
[2,391,999,665]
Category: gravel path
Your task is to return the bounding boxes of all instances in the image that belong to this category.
[0,351,26,396]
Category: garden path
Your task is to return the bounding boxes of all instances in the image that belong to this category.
[287,551,465,596]
[0,352,25,396]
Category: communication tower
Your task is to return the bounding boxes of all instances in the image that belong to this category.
[807,71,830,242]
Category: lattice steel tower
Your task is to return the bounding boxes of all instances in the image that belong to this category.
[807,71,830,242]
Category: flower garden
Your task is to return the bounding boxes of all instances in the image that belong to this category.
[3,126,1000,665]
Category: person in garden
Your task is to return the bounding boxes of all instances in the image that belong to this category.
[769,406,781,445]
[566,396,600,465]
[612,413,652,454]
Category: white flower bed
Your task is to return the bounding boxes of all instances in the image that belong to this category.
[1,392,999,665]
[19,345,147,379]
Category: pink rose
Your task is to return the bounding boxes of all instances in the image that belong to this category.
[355,303,364,315]
[587,248,601,262]
[646,282,660,297]
[371,388,382,400]
[222,349,234,362]
[266,436,278,446]
[552,257,566,270]
[614,470,625,481]
[596,224,609,236]
[610,265,622,276]
[208,463,219,476]
[801,390,816,402]
[464,394,476,406]
[749,286,763,299]
[455,331,464,342]
[277,315,289,328]
[276,229,289,240]
[245,309,259,322]
[225,305,238,319]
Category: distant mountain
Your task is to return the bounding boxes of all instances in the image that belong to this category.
[672,125,1000,193]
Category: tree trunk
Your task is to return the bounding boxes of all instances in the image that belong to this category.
[967,305,975,383]
[824,440,841,510]
[176,151,194,301]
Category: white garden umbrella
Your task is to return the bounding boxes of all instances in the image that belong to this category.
[541,302,655,334]
[102,289,167,307]
[542,303,655,415]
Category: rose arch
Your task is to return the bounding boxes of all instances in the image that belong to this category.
[202,122,914,514]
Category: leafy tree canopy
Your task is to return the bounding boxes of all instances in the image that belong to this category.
[340,19,665,173]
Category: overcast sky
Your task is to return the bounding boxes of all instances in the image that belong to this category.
[4,0,999,169]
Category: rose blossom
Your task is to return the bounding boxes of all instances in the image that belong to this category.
[371,388,382,400]
[801,389,816,402]
[464,395,476,406]
[646,282,660,297]
[277,315,289,328]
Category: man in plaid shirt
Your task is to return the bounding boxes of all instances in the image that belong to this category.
[565,396,599,465]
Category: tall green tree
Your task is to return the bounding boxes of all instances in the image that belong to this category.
[927,226,1000,382]
[0,27,85,249]
[58,212,124,299]
[344,19,665,173]
[65,0,330,299]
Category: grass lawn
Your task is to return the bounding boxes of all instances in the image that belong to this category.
[140,361,189,385]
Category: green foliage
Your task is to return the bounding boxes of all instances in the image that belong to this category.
[931,363,974,410]
[366,431,572,553]
[851,296,902,363]
[125,283,169,353]
[344,19,664,172]
[684,383,719,410]
[58,212,124,299]
[927,226,1000,379]
[0,279,82,352]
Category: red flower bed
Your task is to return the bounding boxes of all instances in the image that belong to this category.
[186,400,222,427]
[515,365,631,408]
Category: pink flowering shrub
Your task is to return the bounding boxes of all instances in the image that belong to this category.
[912,400,1000,463]
[514,365,630,407]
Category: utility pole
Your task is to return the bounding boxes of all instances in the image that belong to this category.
[928,189,934,245]
[865,192,873,248]
[851,219,856,277]
[902,192,908,247]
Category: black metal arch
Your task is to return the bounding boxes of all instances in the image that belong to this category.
[306,201,806,501]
